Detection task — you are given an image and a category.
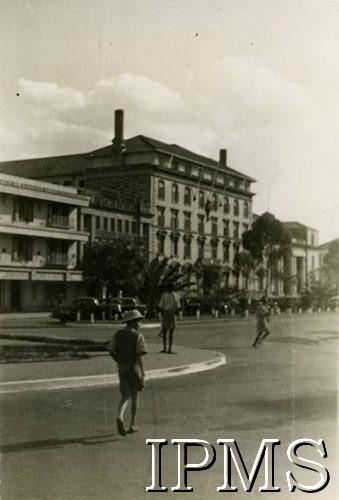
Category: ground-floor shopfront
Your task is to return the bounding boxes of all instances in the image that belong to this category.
[0,268,86,313]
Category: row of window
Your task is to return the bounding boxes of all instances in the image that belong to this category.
[10,197,71,227]
[157,181,250,217]
[157,235,240,261]
[3,236,71,263]
[158,159,251,192]
[157,208,249,238]
[87,215,150,238]
[94,215,137,234]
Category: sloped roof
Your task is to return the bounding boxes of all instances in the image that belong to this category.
[283,221,318,232]
[0,153,87,179]
[91,135,255,181]
[318,238,339,250]
[0,134,255,181]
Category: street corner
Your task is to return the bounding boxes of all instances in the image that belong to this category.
[0,343,226,394]
[145,343,226,382]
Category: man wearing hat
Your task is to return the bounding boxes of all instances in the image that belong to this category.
[108,309,147,436]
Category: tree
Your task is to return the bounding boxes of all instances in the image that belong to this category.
[193,259,223,296]
[322,240,339,293]
[81,238,146,298]
[301,280,333,310]
[138,256,194,317]
[242,212,290,297]
[233,250,256,290]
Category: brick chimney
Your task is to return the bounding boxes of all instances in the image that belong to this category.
[112,109,126,155]
[219,148,227,166]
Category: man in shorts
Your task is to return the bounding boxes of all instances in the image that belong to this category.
[108,309,147,436]
[252,297,271,348]
[158,284,180,354]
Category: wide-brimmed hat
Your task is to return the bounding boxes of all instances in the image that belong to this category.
[121,309,144,323]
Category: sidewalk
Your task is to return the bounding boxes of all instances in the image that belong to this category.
[0,343,226,394]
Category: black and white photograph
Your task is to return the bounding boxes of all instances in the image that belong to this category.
[0,1,338,498]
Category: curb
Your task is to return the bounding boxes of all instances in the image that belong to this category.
[0,352,226,394]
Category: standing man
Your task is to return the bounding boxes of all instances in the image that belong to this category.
[158,284,180,354]
[252,297,271,348]
[108,309,147,436]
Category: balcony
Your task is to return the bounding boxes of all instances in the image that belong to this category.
[47,215,70,229]
[45,253,68,268]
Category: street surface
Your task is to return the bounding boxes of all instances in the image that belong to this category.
[0,314,338,499]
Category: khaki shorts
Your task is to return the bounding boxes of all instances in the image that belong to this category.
[161,310,176,330]
[118,364,144,395]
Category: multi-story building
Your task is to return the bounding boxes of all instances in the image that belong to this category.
[0,173,89,312]
[80,189,153,249]
[268,221,320,297]
[0,109,256,291]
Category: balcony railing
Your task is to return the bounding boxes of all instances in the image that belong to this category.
[46,253,68,267]
[47,215,70,229]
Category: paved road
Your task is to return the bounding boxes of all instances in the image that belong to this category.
[0,314,338,499]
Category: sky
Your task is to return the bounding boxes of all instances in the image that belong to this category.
[0,0,338,243]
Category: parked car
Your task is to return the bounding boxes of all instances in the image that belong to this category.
[52,296,105,323]
[328,295,339,310]
[98,298,122,319]
[181,296,215,315]
[114,297,148,317]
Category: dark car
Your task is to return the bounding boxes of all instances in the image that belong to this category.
[52,296,105,323]
[112,297,148,317]
[182,296,206,315]
[98,298,122,319]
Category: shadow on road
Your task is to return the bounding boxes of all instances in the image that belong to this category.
[0,433,120,453]
[0,324,68,331]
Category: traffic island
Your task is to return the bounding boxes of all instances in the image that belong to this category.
[0,344,226,394]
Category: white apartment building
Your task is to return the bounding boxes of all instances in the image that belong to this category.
[0,173,89,312]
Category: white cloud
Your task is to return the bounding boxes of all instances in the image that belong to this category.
[2,66,337,243]
[145,121,219,156]
[91,73,183,113]
[19,79,86,112]
[211,56,318,128]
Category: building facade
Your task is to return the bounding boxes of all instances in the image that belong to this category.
[268,222,320,297]
[0,173,89,312]
[0,110,256,293]
[79,189,153,250]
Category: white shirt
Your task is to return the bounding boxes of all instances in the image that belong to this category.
[158,291,180,311]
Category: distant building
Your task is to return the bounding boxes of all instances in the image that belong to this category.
[0,109,256,292]
[0,173,89,312]
[268,221,320,297]
[318,238,339,293]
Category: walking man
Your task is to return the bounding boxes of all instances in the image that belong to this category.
[252,297,271,348]
[158,284,180,354]
[108,309,147,436]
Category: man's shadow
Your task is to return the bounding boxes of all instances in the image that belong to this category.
[0,433,120,453]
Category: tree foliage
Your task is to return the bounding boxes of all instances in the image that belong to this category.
[138,256,194,316]
[301,281,334,309]
[242,212,290,263]
[233,250,256,287]
[193,259,223,296]
[242,212,290,295]
[322,240,339,292]
[81,238,145,297]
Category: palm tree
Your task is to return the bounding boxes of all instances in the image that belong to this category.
[138,256,194,317]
